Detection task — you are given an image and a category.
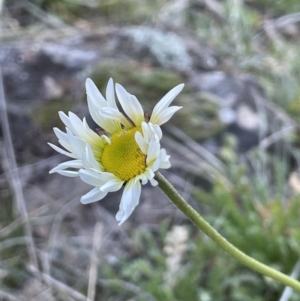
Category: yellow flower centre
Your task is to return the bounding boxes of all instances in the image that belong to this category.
[101,127,147,182]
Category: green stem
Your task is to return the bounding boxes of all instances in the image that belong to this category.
[155,172,300,292]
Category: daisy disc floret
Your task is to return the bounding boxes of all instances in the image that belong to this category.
[49,78,184,225]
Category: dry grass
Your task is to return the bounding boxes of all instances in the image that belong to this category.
[1,0,300,300]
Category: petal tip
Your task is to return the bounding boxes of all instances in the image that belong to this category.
[85,78,93,86]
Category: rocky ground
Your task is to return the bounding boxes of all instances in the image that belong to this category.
[1,1,300,300]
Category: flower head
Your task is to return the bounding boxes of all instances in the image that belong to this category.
[49,78,184,225]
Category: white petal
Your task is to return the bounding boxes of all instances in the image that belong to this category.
[55,170,79,177]
[68,113,100,145]
[159,148,171,169]
[141,121,151,143]
[150,177,158,186]
[80,187,108,204]
[116,179,141,225]
[82,118,103,142]
[151,155,161,172]
[68,112,85,132]
[86,78,121,129]
[150,83,184,124]
[86,78,107,107]
[57,139,73,153]
[150,106,182,126]
[95,171,120,183]
[142,169,158,186]
[58,112,90,151]
[82,144,101,170]
[144,168,155,181]
[135,132,148,154]
[79,169,105,187]
[161,161,171,169]
[106,78,118,109]
[53,127,68,143]
[149,123,162,140]
[100,178,124,192]
[48,143,77,158]
[97,108,129,133]
[149,84,184,125]
[49,160,83,173]
[136,173,148,185]
[103,135,111,144]
[59,111,73,132]
[115,83,144,126]
[146,135,160,165]
[66,129,86,156]
[87,95,103,127]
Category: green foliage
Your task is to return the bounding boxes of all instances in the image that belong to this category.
[32,97,73,133]
[26,0,169,25]
[0,192,29,291]
[87,0,168,26]
[95,135,300,300]
[3,0,300,300]
[249,0,300,16]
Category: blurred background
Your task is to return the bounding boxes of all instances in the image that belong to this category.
[1,0,300,300]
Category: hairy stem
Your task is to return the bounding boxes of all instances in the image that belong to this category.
[155,172,300,292]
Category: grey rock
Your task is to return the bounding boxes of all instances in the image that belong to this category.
[189,72,269,151]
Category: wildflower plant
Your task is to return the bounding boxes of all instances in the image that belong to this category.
[49,78,183,225]
[49,78,300,292]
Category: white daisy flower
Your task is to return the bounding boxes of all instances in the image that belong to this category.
[49,78,184,225]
